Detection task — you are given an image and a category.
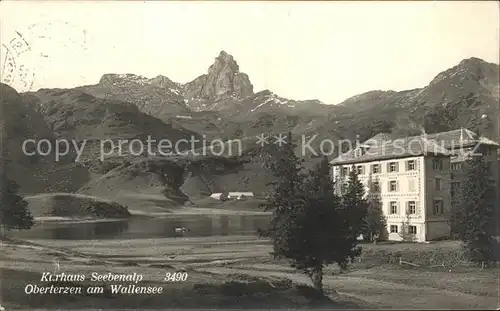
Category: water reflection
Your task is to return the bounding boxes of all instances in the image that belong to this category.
[220,216,229,236]
[45,220,129,240]
[11,215,270,240]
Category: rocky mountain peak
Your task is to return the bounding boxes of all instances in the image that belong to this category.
[148,75,179,89]
[98,73,148,86]
[183,51,254,103]
[429,57,499,87]
[209,50,240,75]
[458,57,489,68]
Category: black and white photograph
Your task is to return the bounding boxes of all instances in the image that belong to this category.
[1,1,499,309]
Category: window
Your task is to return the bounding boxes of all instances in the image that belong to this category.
[433,159,443,170]
[372,181,381,193]
[389,180,398,192]
[356,165,364,175]
[408,226,417,234]
[451,163,462,171]
[390,225,398,233]
[408,179,416,192]
[390,201,398,214]
[451,182,460,197]
[433,200,443,215]
[342,167,348,176]
[388,162,398,173]
[371,164,380,174]
[435,178,441,191]
[407,201,416,214]
[406,160,416,171]
[341,183,348,193]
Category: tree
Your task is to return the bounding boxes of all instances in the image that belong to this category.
[296,156,363,293]
[0,173,34,233]
[261,140,363,294]
[455,155,496,262]
[233,125,243,139]
[398,214,416,242]
[260,131,305,238]
[361,175,387,243]
[260,131,304,217]
[363,195,387,244]
[341,165,369,240]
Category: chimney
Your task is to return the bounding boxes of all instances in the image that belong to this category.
[420,127,428,143]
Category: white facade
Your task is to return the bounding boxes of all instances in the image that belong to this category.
[210,192,254,200]
[227,192,254,198]
[331,128,500,242]
[210,193,224,200]
[333,155,452,242]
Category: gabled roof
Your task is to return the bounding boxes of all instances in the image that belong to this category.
[330,128,498,165]
[414,128,499,149]
[330,136,449,165]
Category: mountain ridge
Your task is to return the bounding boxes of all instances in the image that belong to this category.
[8,53,500,150]
[2,53,499,204]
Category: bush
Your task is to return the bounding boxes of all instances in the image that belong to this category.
[0,174,34,231]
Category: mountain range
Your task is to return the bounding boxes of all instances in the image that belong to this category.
[1,51,499,212]
[71,51,500,146]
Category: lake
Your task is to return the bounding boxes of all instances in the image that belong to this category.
[9,214,271,240]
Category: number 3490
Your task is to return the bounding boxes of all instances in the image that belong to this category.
[164,272,188,282]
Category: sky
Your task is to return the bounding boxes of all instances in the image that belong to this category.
[1,1,498,104]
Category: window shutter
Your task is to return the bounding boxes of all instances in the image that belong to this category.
[396,162,399,172]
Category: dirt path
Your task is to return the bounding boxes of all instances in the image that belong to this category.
[198,267,497,309]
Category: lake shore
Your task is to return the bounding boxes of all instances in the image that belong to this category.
[131,207,271,216]
[32,207,271,225]
[34,216,128,224]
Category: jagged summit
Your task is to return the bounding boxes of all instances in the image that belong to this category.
[429,57,499,86]
[183,51,254,104]
[212,50,239,73]
[99,73,148,85]
[459,57,496,67]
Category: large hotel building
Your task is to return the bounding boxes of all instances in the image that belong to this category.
[330,128,499,242]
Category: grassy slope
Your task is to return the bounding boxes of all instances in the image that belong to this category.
[4,237,497,309]
[75,157,272,214]
[192,197,266,211]
[0,238,361,309]
[24,193,131,219]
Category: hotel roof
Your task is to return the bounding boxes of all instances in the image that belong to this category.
[330,128,499,165]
